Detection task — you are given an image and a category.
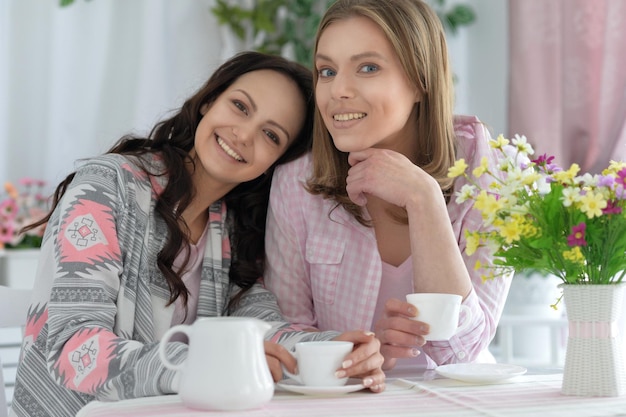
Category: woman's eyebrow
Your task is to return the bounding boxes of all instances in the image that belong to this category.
[235,89,291,141]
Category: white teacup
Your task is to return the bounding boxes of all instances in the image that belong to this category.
[283,341,354,387]
[406,293,472,341]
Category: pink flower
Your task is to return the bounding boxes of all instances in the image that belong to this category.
[567,222,587,247]
[0,199,18,219]
[0,178,48,248]
[0,223,15,243]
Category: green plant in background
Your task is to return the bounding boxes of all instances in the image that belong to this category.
[431,0,476,35]
[212,0,475,67]
[212,0,334,68]
[59,0,89,6]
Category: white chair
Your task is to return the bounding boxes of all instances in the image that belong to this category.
[0,286,32,417]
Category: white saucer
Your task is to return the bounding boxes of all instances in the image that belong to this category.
[435,363,527,383]
[276,378,366,395]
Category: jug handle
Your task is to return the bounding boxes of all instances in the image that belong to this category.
[158,324,191,371]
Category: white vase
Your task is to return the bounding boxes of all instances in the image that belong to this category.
[560,283,626,397]
[0,249,41,289]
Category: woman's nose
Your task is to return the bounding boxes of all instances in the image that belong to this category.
[330,73,355,99]
[232,124,253,146]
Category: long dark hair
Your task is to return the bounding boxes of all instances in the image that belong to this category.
[26,51,314,311]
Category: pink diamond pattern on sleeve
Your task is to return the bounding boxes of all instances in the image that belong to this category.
[56,328,119,394]
[59,199,121,264]
[65,214,109,250]
[69,334,100,387]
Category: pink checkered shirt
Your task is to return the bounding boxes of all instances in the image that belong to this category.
[264,115,511,366]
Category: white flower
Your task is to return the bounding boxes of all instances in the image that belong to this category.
[512,134,534,155]
[456,184,476,204]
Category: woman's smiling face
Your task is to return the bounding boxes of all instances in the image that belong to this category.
[315,16,421,153]
[193,69,306,187]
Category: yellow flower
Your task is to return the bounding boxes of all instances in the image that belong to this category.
[563,246,584,263]
[465,230,480,255]
[521,222,539,238]
[474,190,503,221]
[489,134,509,150]
[474,260,482,271]
[496,215,523,244]
[604,160,626,175]
[553,163,580,183]
[521,170,541,186]
[579,190,607,218]
[481,270,496,283]
[472,157,489,178]
[448,159,468,178]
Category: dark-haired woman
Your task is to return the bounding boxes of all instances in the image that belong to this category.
[10,51,384,417]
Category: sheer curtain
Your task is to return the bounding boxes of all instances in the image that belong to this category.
[508,0,626,173]
[1,0,222,187]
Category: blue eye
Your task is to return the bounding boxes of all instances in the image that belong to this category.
[359,64,378,73]
[233,100,248,115]
[318,68,336,78]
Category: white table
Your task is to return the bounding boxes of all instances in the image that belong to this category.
[77,370,626,417]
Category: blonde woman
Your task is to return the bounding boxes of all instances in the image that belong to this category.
[265,0,511,372]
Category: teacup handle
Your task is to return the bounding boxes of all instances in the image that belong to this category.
[455,305,472,335]
[158,324,191,371]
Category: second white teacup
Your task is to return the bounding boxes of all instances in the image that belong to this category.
[283,340,354,387]
[406,292,472,341]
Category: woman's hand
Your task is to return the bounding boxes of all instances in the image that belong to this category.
[332,330,386,393]
[346,148,441,207]
[264,341,296,382]
[373,298,430,370]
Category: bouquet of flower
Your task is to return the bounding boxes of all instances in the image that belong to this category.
[448,134,626,285]
[0,178,49,249]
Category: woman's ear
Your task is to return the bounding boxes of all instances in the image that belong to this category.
[200,103,210,115]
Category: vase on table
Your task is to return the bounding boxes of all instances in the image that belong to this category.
[560,283,626,397]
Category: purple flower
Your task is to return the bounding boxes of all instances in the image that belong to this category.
[532,154,554,165]
[531,153,561,173]
[567,222,587,247]
[617,168,626,188]
[597,175,615,188]
[602,199,623,215]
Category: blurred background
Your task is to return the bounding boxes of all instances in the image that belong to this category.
[2,0,510,187]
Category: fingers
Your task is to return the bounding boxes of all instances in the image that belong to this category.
[373,299,430,367]
[332,331,386,392]
[265,354,283,382]
[347,150,369,167]
[264,341,296,382]
[385,298,418,318]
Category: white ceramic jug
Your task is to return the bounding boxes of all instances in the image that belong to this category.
[158,317,274,411]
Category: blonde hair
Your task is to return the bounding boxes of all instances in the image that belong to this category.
[307,0,456,225]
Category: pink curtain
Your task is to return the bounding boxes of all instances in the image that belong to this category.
[508,0,626,173]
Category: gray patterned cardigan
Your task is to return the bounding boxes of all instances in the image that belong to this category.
[10,154,338,417]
